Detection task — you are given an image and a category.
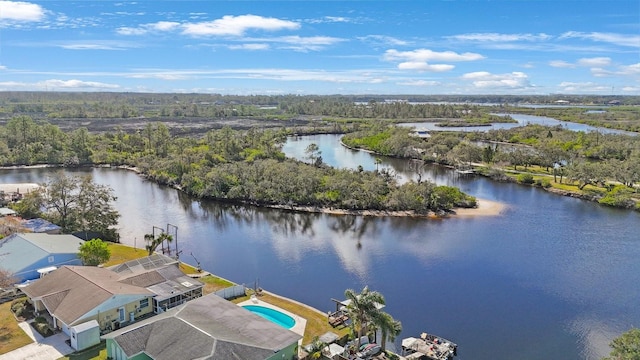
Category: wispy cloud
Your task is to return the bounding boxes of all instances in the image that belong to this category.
[558,81,612,93]
[57,40,140,51]
[0,79,120,90]
[358,35,410,47]
[228,43,270,51]
[461,71,531,89]
[577,57,611,67]
[117,21,180,35]
[549,60,576,68]
[0,1,45,22]
[447,32,552,42]
[397,80,440,87]
[182,15,300,37]
[560,31,640,48]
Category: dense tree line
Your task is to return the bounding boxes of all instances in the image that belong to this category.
[0,116,475,214]
[344,123,640,209]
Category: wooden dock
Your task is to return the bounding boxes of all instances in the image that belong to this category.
[401,333,457,360]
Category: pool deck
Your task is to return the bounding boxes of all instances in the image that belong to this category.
[237,297,307,337]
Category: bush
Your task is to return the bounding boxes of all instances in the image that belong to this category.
[33,322,53,337]
[11,300,25,312]
[535,178,552,188]
[517,173,534,184]
[34,316,48,324]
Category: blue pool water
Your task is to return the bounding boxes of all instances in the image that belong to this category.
[242,305,296,329]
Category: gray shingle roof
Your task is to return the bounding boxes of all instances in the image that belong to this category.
[104,294,302,360]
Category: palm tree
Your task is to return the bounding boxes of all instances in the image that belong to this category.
[344,286,386,352]
[371,311,402,352]
[144,232,173,256]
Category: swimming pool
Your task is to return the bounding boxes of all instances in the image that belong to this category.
[242,305,295,329]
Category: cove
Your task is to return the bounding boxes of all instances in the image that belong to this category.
[2,133,640,359]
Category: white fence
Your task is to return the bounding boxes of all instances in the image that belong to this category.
[214,284,246,299]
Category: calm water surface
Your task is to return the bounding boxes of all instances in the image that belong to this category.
[2,133,639,360]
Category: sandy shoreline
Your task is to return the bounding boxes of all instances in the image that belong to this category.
[269,198,507,219]
[451,199,506,217]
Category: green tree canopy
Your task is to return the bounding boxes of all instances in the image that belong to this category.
[42,172,120,241]
[604,328,640,360]
[78,238,111,266]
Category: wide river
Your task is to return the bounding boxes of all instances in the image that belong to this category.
[2,129,639,359]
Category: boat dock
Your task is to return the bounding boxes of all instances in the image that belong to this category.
[401,333,457,360]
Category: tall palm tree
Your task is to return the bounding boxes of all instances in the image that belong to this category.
[371,311,402,352]
[344,286,386,352]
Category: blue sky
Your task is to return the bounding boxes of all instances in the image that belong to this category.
[1,0,639,95]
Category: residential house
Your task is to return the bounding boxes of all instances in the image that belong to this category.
[0,233,83,283]
[19,254,204,336]
[102,293,302,360]
[22,218,62,234]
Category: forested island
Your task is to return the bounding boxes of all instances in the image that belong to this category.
[1,91,639,215]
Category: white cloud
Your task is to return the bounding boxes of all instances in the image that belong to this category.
[461,71,531,89]
[182,15,300,37]
[560,31,640,48]
[384,49,484,62]
[0,65,6,70]
[41,79,120,89]
[621,86,640,92]
[384,48,482,73]
[549,60,575,68]
[617,63,640,76]
[228,43,270,51]
[0,1,44,22]
[577,57,611,67]
[398,62,454,72]
[558,81,612,93]
[447,32,551,42]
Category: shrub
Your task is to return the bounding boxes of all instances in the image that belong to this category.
[34,316,48,324]
[11,300,25,312]
[535,178,552,188]
[33,322,53,337]
[517,173,534,184]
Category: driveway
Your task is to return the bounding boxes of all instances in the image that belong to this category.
[0,321,74,360]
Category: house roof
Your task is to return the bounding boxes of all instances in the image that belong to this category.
[0,233,82,275]
[0,208,17,216]
[22,218,61,233]
[21,266,153,325]
[103,294,302,360]
[109,253,178,276]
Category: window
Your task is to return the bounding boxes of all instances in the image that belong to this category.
[139,298,149,309]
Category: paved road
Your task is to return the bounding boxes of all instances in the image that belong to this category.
[0,321,74,360]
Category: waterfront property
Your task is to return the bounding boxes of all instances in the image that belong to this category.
[0,233,83,283]
[102,293,302,360]
[19,254,203,341]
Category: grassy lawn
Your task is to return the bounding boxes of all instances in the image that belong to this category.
[102,242,148,267]
[58,342,107,360]
[0,300,33,355]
